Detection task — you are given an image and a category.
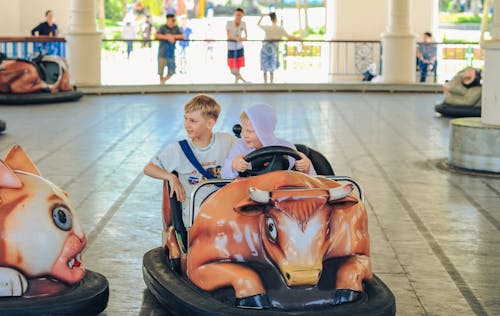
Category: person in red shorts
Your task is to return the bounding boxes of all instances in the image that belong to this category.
[226,8,247,83]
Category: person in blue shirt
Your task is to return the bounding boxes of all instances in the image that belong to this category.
[155,14,184,83]
[417,32,437,83]
[31,10,58,36]
[179,15,192,74]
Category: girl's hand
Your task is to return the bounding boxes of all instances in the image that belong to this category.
[295,152,311,174]
[232,155,250,172]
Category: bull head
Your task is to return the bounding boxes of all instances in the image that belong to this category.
[235,184,354,287]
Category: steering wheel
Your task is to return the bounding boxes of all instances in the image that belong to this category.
[239,145,303,177]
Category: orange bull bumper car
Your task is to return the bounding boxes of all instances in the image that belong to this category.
[143,145,396,316]
[0,52,83,105]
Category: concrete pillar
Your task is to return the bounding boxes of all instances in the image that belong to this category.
[65,0,101,86]
[481,1,500,126]
[381,0,417,83]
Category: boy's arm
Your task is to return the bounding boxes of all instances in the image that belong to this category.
[144,162,186,202]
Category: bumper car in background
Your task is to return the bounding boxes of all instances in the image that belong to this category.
[0,145,108,316]
[435,67,482,117]
[143,144,396,316]
[0,52,82,105]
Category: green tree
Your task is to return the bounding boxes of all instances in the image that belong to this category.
[105,0,125,21]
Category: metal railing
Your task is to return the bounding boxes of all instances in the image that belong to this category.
[100,39,383,84]
[0,36,66,59]
[0,36,484,85]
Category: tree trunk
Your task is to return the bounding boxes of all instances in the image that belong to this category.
[296,0,302,32]
[470,0,482,15]
[123,0,128,17]
[96,0,105,31]
[303,0,309,33]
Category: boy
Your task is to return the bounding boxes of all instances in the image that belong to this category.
[155,14,184,83]
[226,8,247,83]
[144,94,235,226]
[221,104,315,179]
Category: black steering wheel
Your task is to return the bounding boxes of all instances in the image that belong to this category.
[239,145,303,177]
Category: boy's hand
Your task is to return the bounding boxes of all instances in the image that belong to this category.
[232,155,249,173]
[295,152,311,174]
[167,175,186,202]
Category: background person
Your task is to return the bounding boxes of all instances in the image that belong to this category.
[226,8,247,83]
[257,12,301,83]
[31,10,58,36]
[417,32,437,83]
[122,15,137,59]
[179,15,192,74]
[155,13,184,83]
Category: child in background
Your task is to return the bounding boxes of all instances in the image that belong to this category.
[221,103,315,179]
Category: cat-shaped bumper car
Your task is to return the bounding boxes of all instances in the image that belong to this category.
[143,145,396,316]
[0,145,108,316]
[0,52,83,105]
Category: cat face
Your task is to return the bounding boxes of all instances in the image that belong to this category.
[0,145,86,284]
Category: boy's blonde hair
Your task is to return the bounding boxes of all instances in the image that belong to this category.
[184,94,220,121]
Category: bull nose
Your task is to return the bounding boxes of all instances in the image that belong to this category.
[283,268,322,286]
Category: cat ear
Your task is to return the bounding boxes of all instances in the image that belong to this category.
[3,145,41,176]
[0,160,22,189]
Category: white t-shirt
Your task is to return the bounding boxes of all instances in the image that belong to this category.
[259,25,289,41]
[151,132,236,226]
[226,20,247,51]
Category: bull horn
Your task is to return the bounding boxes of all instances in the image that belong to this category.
[328,184,354,201]
[249,187,271,204]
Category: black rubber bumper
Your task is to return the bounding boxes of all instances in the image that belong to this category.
[435,103,481,117]
[143,247,396,316]
[0,270,109,316]
[0,119,5,133]
[0,90,83,105]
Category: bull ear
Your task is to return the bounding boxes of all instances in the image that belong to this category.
[0,160,22,188]
[234,198,267,216]
[3,144,41,176]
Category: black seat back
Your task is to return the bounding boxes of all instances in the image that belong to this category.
[295,144,335,176]
[40,61,60,84]
[167,171,188,253]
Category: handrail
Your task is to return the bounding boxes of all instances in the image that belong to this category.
[101,38,382,43]
[0,36,66,43]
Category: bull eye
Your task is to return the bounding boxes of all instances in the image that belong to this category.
[266,217,278,242]
[52,205,72,231]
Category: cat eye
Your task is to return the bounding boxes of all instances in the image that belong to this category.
[52,205,72,231]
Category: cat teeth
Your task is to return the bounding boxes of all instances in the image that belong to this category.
[76,253,82,261]
[68,258,75,268]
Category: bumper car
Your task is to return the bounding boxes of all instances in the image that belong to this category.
[435,68,481,118]
[143,143,396,316]
[0,145,109,315]
[0,52,83,105]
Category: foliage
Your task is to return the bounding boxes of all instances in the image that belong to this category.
[141,0,162,16]
[439,12,492,24]
[105,0,124,21]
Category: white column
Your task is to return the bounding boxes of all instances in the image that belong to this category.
[481,1,500,126]
[65,0,101,86]
[381,0,417,83]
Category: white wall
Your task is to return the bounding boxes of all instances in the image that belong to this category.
[326,0,438,41]
[0,0,70,36]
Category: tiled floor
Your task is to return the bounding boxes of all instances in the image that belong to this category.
[0,92,498,316]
